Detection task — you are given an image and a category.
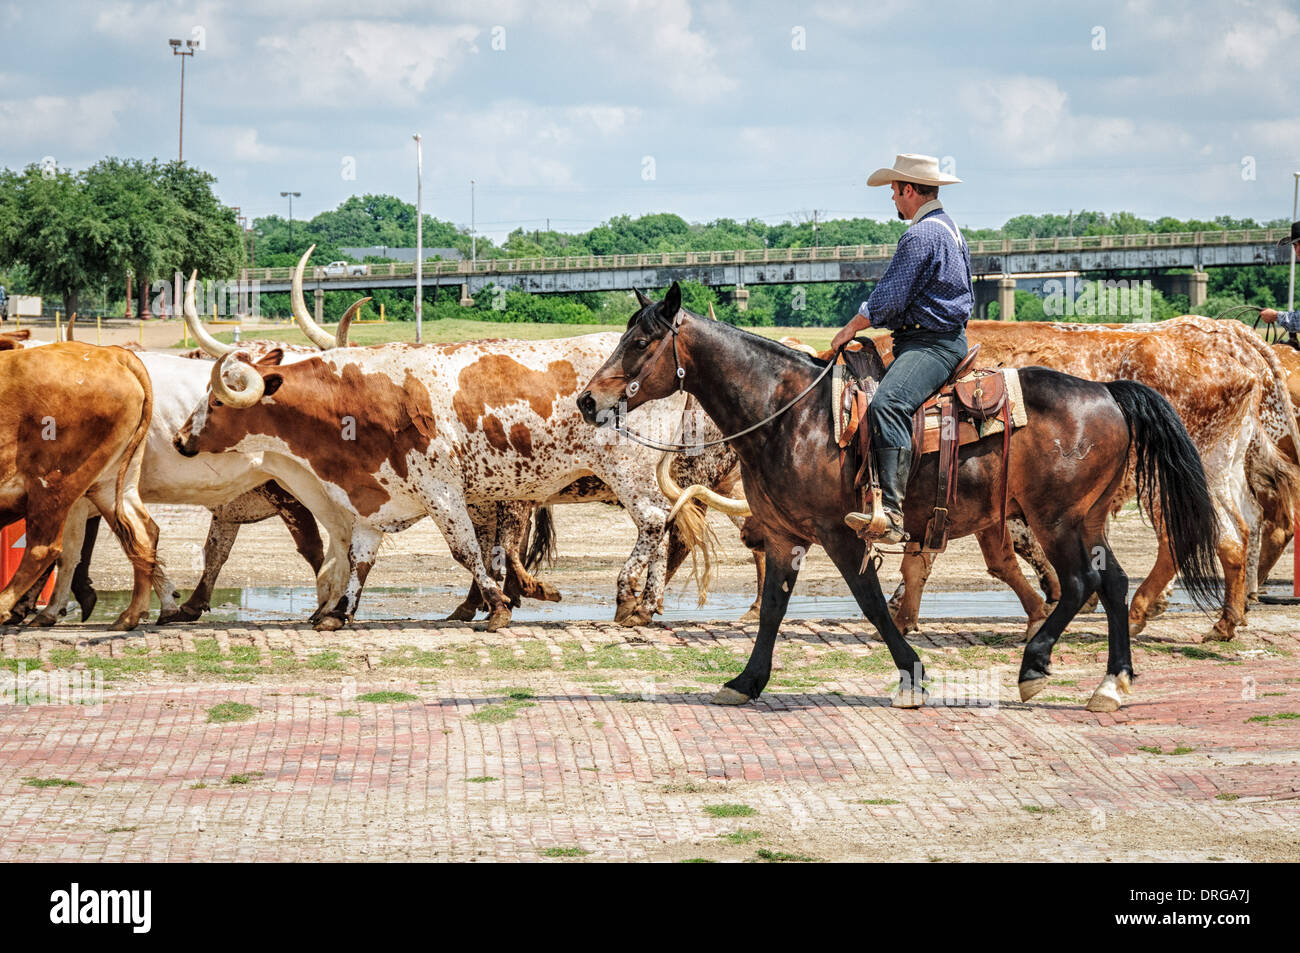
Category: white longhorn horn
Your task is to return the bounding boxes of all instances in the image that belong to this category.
[184,270,233,357]
[667,483,752,521]
[290,245,337,349]
[209,351,265,409]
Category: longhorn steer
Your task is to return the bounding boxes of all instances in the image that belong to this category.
[174,336,704,630]
[0,343,158,630]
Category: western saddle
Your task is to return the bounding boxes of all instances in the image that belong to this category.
[837,342,1015,554]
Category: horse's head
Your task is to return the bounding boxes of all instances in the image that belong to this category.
[578,281,688,424]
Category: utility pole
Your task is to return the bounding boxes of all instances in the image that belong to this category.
[414,134,423,344]
[280,191,300,249]
[813,209,819,248]
[168,37,199,162]
[471,179,476,266]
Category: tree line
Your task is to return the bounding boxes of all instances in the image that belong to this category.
[1,156,1292,326]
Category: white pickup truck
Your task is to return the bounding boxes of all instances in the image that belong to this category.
[322,261,368,277]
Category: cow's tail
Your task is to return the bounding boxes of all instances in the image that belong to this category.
[525,505,557,572]
[1230,324,1300,517]
[1105,379,1222,612]
[112,350,158,577]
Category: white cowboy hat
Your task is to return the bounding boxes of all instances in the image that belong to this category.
[866,153,962,187]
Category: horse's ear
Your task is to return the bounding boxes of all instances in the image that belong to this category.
[662,281,681,318]
[633,288,653,309]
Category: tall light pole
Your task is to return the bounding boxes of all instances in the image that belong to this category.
[1289,172,1299,312]
[280,191,300,249]
[414,134,423,344]
[471,179,476,266]
[168,37,198,162]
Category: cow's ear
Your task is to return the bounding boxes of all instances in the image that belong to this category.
[262,373,283,397]
[256,347,285,366]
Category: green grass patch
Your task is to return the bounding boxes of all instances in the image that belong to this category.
[1246,711,1299,724]
[704,803,757,818]
[227,771,263,785]
[206,702,257,723]
[357,691,419,704]
[1215,793,1239,801]
[466,776,498,783]
[540,847,590,858]
[1138,745,1196,755]
[755,848,818,863]
[718,829,763,845]
[1021,805,1059,815]
[856,798,901,806]
[468,697,536,723]
[23,777,82,789]
[337,709,359,717]
[106,826,137,833]
[679,858,717,863]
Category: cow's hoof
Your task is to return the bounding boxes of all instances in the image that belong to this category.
[613,598,641,625]
[76,594,97,623]
[1128,614,1147,637]
[711,686,750,706]
[28,613,58,628]
[739,605,760,623]
[1025,616,1047,641]
[536,582,561,603]
[314,616,346,632]
[1018,677,1048,702]
[484,608,511,632]
[1204,621,1237,643]
[1085,672,1132,712]
[109,615,140,632]
[446,602,478,622]
[1081,592,1100,614]
[157,606,202,626]
[891,686,927,709]
[618,607,654,627]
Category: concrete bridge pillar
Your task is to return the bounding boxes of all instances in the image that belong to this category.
[1189,271,1208,309]
[314,287,323,324]
[972,277,998,320]
[997,277,1016,321]
[733,287,749,313]
[459,283,474,307]
[1152,271,1209,311]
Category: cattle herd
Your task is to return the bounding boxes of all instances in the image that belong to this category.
[1,248,1297,714]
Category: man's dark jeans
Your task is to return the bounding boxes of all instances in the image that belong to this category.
[868,327,968,450]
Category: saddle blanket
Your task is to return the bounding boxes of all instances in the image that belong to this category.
[833,366,1027,449]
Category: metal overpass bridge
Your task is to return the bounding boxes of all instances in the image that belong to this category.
[238,228,1293,319]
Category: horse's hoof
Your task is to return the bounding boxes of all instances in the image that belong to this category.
[1085,672,1132,712]
[484,608,512,632]
[314,616,346,632]
[891,686,927,709]
[711,687,750,706]
[446,603,478,622]
[1019,677,1048,702]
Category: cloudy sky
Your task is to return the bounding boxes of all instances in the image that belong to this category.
[2,0,1298,242]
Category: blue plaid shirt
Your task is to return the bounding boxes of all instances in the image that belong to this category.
[857,204,973,333]
[1277,310,1300,333]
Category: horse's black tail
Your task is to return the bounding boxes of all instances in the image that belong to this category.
[1105,380,1222,612]
[525,505,557,572]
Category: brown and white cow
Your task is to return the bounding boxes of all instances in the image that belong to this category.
[174,330,721,630]
[0,342,159,630]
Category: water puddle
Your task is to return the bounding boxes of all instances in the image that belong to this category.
[75,581,1227,625]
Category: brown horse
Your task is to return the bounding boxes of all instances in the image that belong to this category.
[577,283,1221,712]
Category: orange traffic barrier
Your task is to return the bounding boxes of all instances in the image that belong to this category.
[1,521,55,605]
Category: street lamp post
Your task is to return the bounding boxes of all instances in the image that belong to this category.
[1289,172,1299,313]
[168,38,199,162]
[414,134,423,344]
[471,179,476,266]
[280,191,301,249]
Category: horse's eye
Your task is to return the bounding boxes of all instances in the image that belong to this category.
[634,338,650,350]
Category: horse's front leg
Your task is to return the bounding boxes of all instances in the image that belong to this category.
[713,540,804,705]
[820,525,927,708]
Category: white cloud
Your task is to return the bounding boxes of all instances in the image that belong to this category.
[256,19,480,101]
[0,88,130,152]
[226,126,289,162]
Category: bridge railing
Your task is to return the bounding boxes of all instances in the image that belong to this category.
[239,228,1290,282]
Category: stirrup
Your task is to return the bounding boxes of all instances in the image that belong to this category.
[845,508,906,543]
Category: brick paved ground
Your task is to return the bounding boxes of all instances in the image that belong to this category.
[1,605,1297,862]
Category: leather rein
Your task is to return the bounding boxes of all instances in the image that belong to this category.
[611,307,841,454]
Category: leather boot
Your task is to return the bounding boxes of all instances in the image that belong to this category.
[845,447,912,543]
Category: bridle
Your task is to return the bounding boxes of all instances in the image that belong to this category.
[610,305,841,453]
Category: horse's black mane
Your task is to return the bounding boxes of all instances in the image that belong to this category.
[630,301,829,369]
